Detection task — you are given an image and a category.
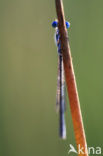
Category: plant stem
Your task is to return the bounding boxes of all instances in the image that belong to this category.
[55,0,88,155]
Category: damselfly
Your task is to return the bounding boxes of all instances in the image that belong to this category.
[52,20,70,139]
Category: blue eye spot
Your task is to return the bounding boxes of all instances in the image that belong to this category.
[65,21,70,29]
[52,21,58,28]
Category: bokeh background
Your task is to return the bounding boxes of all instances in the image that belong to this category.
[0,0,103,156]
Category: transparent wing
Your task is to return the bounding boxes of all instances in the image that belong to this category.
[61,59,65,112]
[59,55,66,139]
[54,28,66,139]
[56,57,60,112]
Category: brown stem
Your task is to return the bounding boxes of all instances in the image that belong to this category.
[55,0,88,155]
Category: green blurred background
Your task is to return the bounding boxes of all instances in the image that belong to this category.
[0,0,103,156]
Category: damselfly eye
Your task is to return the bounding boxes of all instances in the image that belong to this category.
[52,21,58,28]
[65,21,70,29]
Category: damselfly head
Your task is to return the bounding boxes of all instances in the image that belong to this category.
[52,20,70,29]
[52,20,58,28]
[65,21,70,29]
